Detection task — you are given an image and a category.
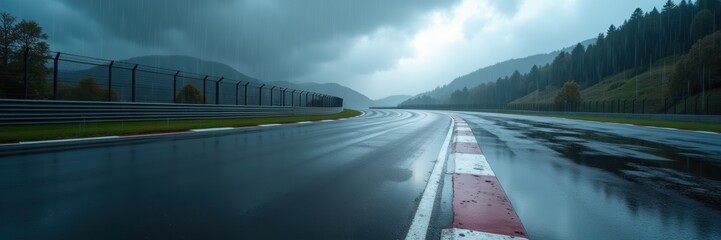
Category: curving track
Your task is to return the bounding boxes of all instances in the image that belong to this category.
[1,109,720,239]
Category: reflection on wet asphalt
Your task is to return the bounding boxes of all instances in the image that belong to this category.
[459,112,721,240]
[0,110,449,240]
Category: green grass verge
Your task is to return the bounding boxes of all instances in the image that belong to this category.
[0,109,362,142]
[529,113,721,133]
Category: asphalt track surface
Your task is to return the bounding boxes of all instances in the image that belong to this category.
[2,109,720,239]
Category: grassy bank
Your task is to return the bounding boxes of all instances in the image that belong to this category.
[1,109,362,142]
[531,113,721,133]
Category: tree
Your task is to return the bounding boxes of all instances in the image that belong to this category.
[690,9,714,42]
[0,13,50,99]
[450,87,469,104]
[59,76,119,101]
[175,84,204,104]
[554,81,582,111]
[669,31,721,96]
[0,12,17,66]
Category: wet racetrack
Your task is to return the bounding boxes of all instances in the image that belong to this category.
[1,109,720,239]
[457,111,721,240]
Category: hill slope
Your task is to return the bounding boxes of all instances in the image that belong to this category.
[372,95,412,107]
[419,39,595,99]
[270,81,375,109]
[512,56,680,104]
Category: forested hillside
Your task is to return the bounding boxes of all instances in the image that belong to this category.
[401,0,720,107]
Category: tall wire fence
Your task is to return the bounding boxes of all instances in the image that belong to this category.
[0,47,343,108]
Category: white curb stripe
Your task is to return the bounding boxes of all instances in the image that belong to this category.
[297,121,312,124]
[453,135,477,143]
[190,127,234,132]
[452,153,495,176]
[441,228,529,240]
[258,124,282,127]
[405,116,455,240]
[320,119,334,122]
[456,126,472,131]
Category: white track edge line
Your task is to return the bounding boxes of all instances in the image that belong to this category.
[19,136,120,145]
[405,116,455,240]
[190,127,235,132]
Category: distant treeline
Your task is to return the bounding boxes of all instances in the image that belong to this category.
[402,0,721,106]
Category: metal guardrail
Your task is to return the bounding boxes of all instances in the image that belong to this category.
[0,99,342,125]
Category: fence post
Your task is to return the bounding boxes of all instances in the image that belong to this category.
[133,65,141,102]
[305,92,310,107]
[107,61,114,102]
[269,86,276,106]
[671,99,678,114]
[215,77,224,105]
[642,98,646,114]
[298,91,303,107]
[282,88,287,106]
[291,90,296,106]
[235,81,242,105]
[202,76,208,104]
[23,47,29,99]
[684,97,687,114]
[707,95,710,115]
[258,84,265,106]
[244,82,249,105]
[52,52,60,100]
[170,70,178,103]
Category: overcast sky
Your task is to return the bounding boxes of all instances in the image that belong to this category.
[3,0,668,99]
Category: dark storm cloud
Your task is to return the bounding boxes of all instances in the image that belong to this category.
[50,0,460,81]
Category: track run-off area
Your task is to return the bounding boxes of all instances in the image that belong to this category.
[1,109,720,239]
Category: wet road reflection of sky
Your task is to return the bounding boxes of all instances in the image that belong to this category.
[461,112,721,240]
[0,110,448,239]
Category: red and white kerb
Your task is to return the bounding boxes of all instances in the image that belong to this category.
[442,117,528,240]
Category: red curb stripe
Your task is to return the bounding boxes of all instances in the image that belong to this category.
[451,174,527,238]
[453,130,474,136]
[451,142,483,154]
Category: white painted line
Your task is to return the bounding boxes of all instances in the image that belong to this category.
[455,123,469,127]
[452,153,495,176]
[297,121,312,124]
[190,127,234,132]
[455,126,472,131]
[453,135,477,143]
[695,130,720,135]
[258,124,282,127]
[320,120,334,122]
[441,228,528,240]
[19,136,120,145]
[338,118,349,120]
[405,116,455,240]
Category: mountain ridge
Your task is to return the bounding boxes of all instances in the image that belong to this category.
[416,38,596,100]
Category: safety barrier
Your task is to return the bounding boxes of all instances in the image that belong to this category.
[0,99,342,124]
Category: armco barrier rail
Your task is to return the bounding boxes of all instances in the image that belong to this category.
[0,99,342,125]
